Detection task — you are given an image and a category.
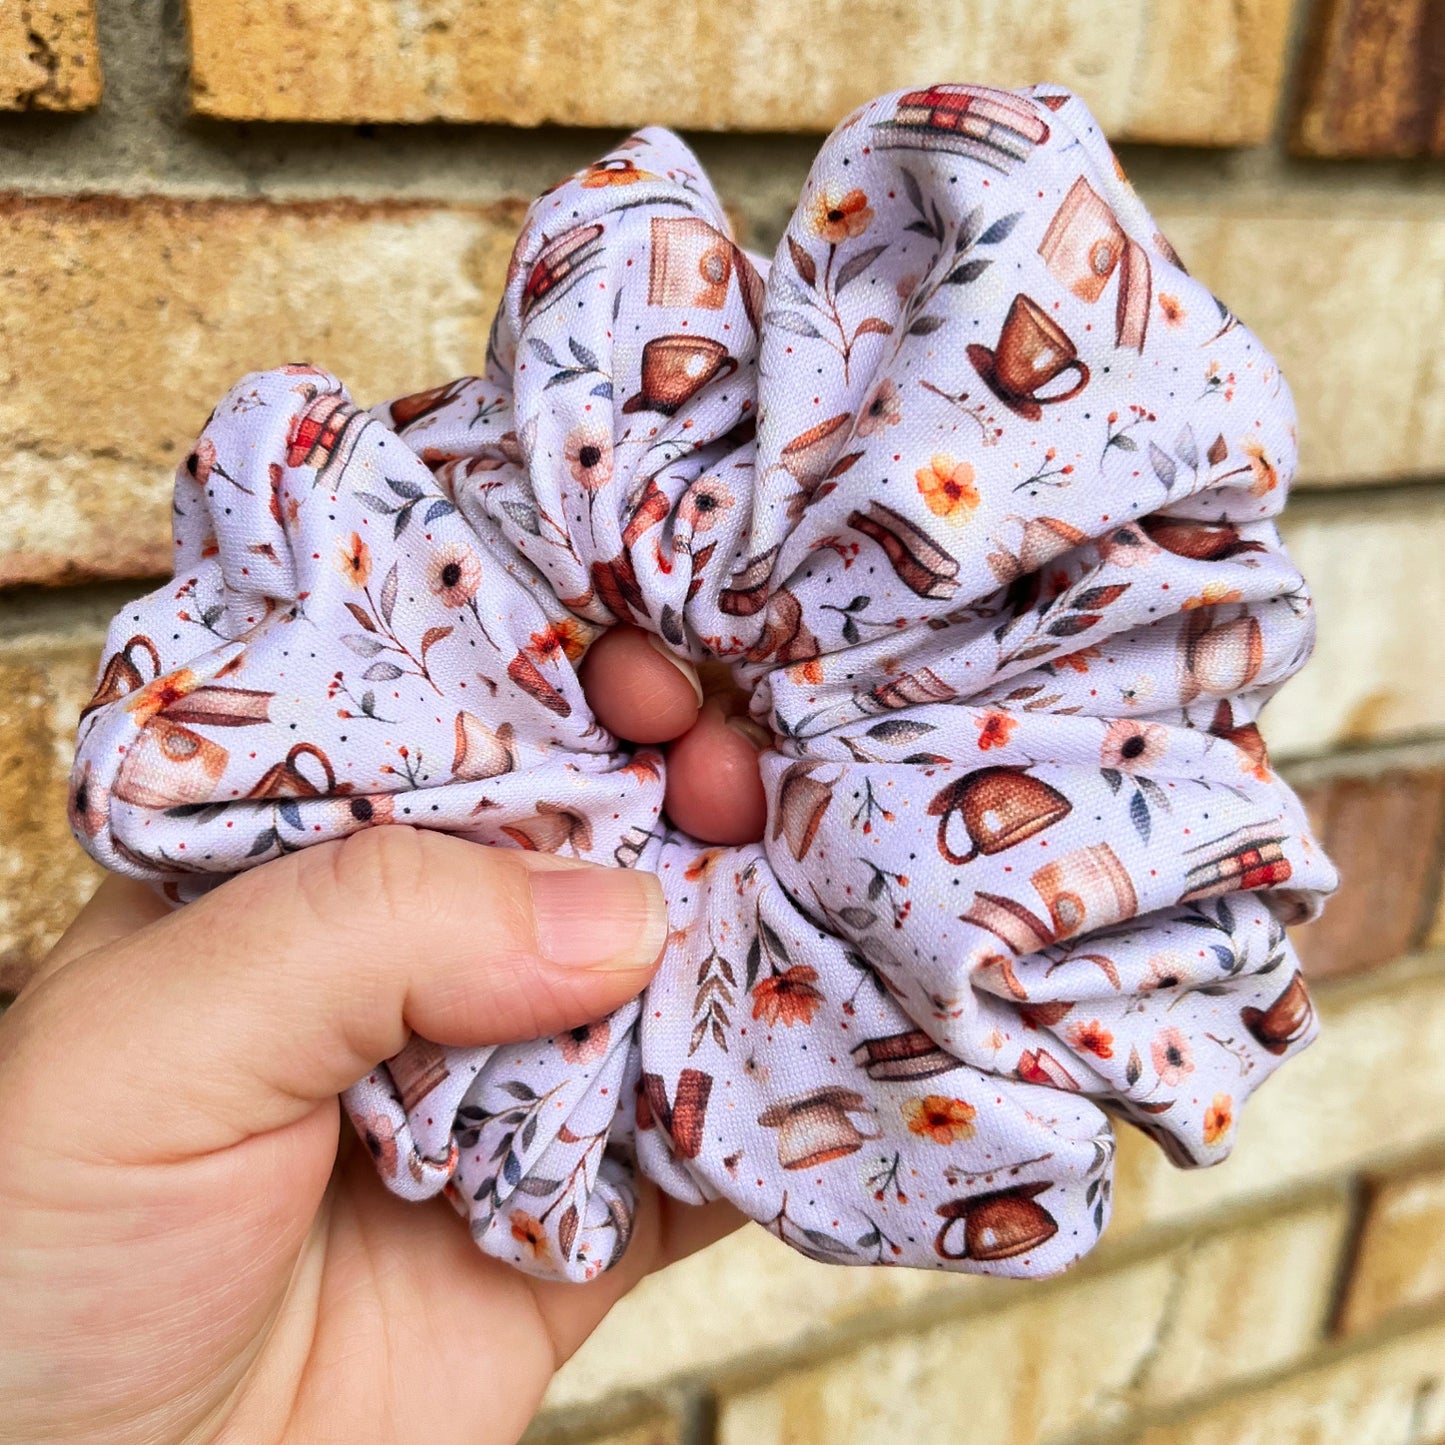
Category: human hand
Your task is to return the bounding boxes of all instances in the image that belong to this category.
[0,630,758,1445]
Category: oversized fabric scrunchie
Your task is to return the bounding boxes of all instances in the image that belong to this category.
[69,83,1337,1284]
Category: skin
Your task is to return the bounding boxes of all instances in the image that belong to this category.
[582,626,769,847]
[0,637,767,1445]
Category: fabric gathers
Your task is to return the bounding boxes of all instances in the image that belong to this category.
[68,83,1336,1284]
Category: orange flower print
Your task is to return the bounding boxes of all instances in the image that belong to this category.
[336,793,395,829]
[335,531,372,589]
[558,1019,610,1065]
[678,475,735,535]
[1158,293,1187,328]
[685,847,726,881]
[1242,437,1279,497]
[751,965,824,1027]
[509,1210,549,1256]
[564,424,613,492]
[125,668,201,726]
[1056,645,1103,674]
[528,616,592,664]
[808,187,874,243]
[903,1095,978,1146]
[186,436,218,484]
[1067,1018,1114,1060]
[427,541,483,608]
[1181,580,1244,611]
[1203,1093,1234,1146]
[856,377,902,437]
[68,761,105,838]
[579,158,653,188]
[1101,718,1168,773]
[915,453,980,524]
[1227,721,1274,783]
[357,1111,398,1179]
[619,752,662,784]
[975,710,1017,751]
[1150,1026,1194,1087]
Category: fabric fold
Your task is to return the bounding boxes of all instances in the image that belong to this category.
[69,83,1335,1284]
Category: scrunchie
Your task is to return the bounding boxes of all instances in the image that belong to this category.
[69,83,1336,1284]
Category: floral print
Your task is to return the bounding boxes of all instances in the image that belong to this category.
[69,84,1335,1287]
[916,453,981,522]
[903,1095,978,1145]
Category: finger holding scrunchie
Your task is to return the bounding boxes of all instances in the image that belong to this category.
[69,83,1336,1285]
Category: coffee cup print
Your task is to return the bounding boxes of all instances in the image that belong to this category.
[113,719,229,809]
[927,767,1073,865]
[388,1035,451,1114]
[648,216,734,309]
[967,294,1090,420]
[934,1182,1058,1261]
[246,741,338,800]
[757,1087,880,1170]
[81,635,161,721]
[1241,972,1315,1056]
[622,335,739,415]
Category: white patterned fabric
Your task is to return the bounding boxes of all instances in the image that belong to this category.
[69,84,1336,1283]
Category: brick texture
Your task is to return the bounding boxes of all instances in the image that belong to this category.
[1266,498,1445,759]
[1294,0,1445,158]
[546,1224,983,1412]
[0,626,106,995]
[1128,1317,1445,1445]
[0,193,522,588]
[544,962,1444,1417]
[1290,768,1445,980]
[186,0,1294,144]
[711,1200,1346,1445]
[0,0,101,111]
[715,1253,1180,1445]
[3,196,1443,591]
[1110,957,1445,1233]
[1337,1161,1445,1335]
[4,12,1445,1444]
[1156,210,1445,488]
[544,1421,682,1445]
[1129,1199,1349,1406]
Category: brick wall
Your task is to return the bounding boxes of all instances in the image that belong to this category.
[2,2,1444,1441]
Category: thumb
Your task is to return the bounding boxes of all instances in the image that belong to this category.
[0,828,666,1164]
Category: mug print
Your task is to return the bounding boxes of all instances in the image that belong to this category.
[70,82,1336,1285]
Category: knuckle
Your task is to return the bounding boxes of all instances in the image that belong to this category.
[295,825,444,935]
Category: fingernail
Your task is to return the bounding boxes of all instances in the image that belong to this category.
[646,632,704,708]
[529,865,668,970]
[725,716,772,751]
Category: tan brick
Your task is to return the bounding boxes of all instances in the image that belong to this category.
[535,1420,682,1445]
[549,963,1443,1416]
[0,0,101,111]
[186,0,1293,144]
[546,1224,984,1411]
[1289,769,1445,980]
[0,626,107,994]
[1154,210,1445,486]
[1111,957,1445,1234]
[1129,1317,1445,1445]
[3,197,1441,589]
[712,1198,1347,1445]
[0,194,523,588]
[716,1254,1179,1445]
[1339,1162,1445,1336]
[1263,497,1445,759]
[1133,1197,1349,1406]
[1431,887,1445,951]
